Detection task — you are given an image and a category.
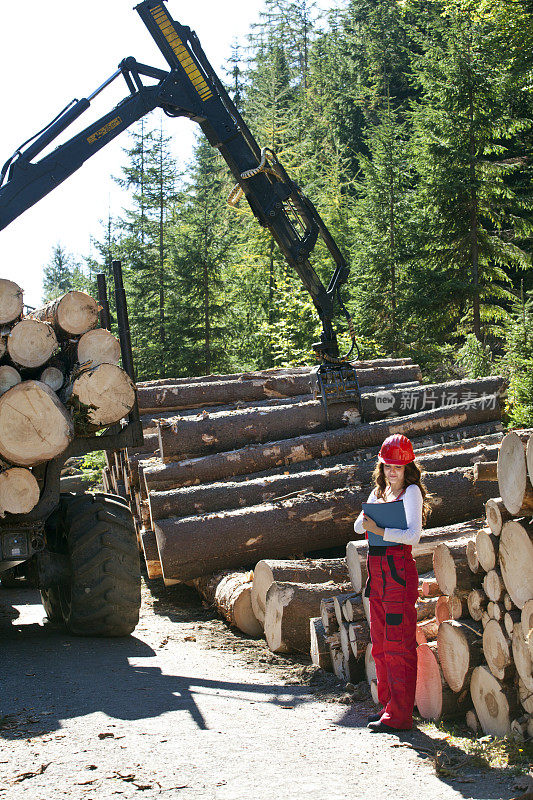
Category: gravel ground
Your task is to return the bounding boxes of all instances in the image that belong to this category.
[0,578,520,800]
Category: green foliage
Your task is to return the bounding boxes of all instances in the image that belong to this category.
[499,285,533,426]
[42,244,90,301]
[457,333,493,378]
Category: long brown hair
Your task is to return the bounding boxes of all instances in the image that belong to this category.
[372,459,432,526]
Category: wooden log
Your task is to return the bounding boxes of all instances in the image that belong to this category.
[0,467,40,515]
[320,597,337,634]
[466,709,480,733]
[485,497,512,536]
[466,540,480,574]
[483,619,514,681]
[527,433,533,490]
[30,290,99,336]
[250,557,349,625]
[140,529,162,580]
[497,430,533,515]
[417,596,439,621]
[437,619,483,692]
[471,665,519,736]
[348,619,371,660]
[39,366,64,392]
[421,577,442,597]
[473,461,497,481]
[499,519,533,609]
[66,364,136,431]
[0,380,74,466]
[0,279,23,324]
[467,589,488,621]
[310,617,332,671]
[521,599,533,639]
[510,714,531,740]
[416,642,469,720]
[417,617,439,644]
[481,611,490,628]
[435,594,464,623]
[343,594,366,623]
[193,571,262,637]
[518,678,533,714]
[475,528,499,572]
[365,643,377,686]
[512,624,533,692]
[7,318,58,369]
[504,610,521,637]
[487,601,504,621]
[346,519,486,595]
[77,328,121,367]
[503,593,514,611]
[0,365,21,396]
[483,569,505,602]
[333,592,360,627]
[433,538,480,596]
[138,364,423,414]
[264,580,351,653]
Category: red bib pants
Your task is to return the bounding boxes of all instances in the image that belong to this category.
[365,543,419,729]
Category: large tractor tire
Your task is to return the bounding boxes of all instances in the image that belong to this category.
[45,493,141,636]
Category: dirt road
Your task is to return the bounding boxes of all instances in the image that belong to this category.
[0,580,518,800]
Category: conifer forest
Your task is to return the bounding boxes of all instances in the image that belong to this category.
[42,0,533,426]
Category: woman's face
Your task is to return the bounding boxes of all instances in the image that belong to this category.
[383,462,405,489]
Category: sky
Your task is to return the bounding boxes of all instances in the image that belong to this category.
[0,0,270,307]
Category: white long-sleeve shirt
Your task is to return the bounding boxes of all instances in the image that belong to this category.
[353,484,423,546]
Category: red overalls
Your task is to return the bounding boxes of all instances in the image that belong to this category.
[364,488,419,730]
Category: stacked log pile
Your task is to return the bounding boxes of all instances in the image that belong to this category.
[0,279,136,517]
[109,358,506,585]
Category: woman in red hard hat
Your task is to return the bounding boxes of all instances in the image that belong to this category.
[353,433,430,731]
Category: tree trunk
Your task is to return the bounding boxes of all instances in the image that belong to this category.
[499,519,533,609]
[433,537,481,595]
[470,665,519,736]
[65,363,136,432]
[137,364,423,413]
[251,557,349,626]
[193,571,262,637]
[0,380,74,466]
[346,520,486,594]
[0,279,23,324]
[437,619,483,692]
[0,467,40,515]
[473,461,497,482]
[497,430,533,516]
[485,498,512,536]
[7,319,58,369]
[264,580,352,653]
[77,328,121,367]
[310,617,332,671]
[483,619,514,681]
[0,365,21,396]
[416,642,469,721]
[30,290,99,336]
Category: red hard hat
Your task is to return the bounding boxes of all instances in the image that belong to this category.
[378,434,415,465]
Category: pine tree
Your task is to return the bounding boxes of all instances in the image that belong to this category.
[42,244,88,301]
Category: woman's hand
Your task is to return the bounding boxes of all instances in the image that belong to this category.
[362,513,384,537]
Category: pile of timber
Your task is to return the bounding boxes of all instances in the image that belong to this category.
[106,357,507,581]
[0,279,135,517]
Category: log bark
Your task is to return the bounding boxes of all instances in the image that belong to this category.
[485,498,512,536]
[499,519,533,609]
[0,380,74,466]
[416,642,469,720]
[250,557,349,625]
[0,467,40,515]
[471,665,519,736]
[193,571,263,637]
[7,319,58,368]
[0,365,21,396]
[467,589,487,621]
[141,529,163,580]
[142,420,503,494]
[77,328,121,367]
[497,430,533,516]
[310,617,332,671]
[437,619,483,692]
[138,364,423,414]
[30,290,99,336]
[155,472,492,583]
[475,529,499,572]
[433,538,481,596]
[0,279,23,324]
[320,597,337,634]
[512,624,533,692]
[346,520,486,595]
[473,461,497,481]
[483,619,514,681]
[417,596,439,621]
[264,580,352,653]
[66,363,136,431]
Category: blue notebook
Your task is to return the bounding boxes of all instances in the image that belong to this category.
[362,499,407,547]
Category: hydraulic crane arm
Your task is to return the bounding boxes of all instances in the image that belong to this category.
[0,0,358,369]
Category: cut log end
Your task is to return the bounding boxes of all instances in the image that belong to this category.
[78,328,121,367]
[0,467,40,515]
[0,278,23,324]
[7,319,58,369]
[471,665,517,737]
[70,364,136,429]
